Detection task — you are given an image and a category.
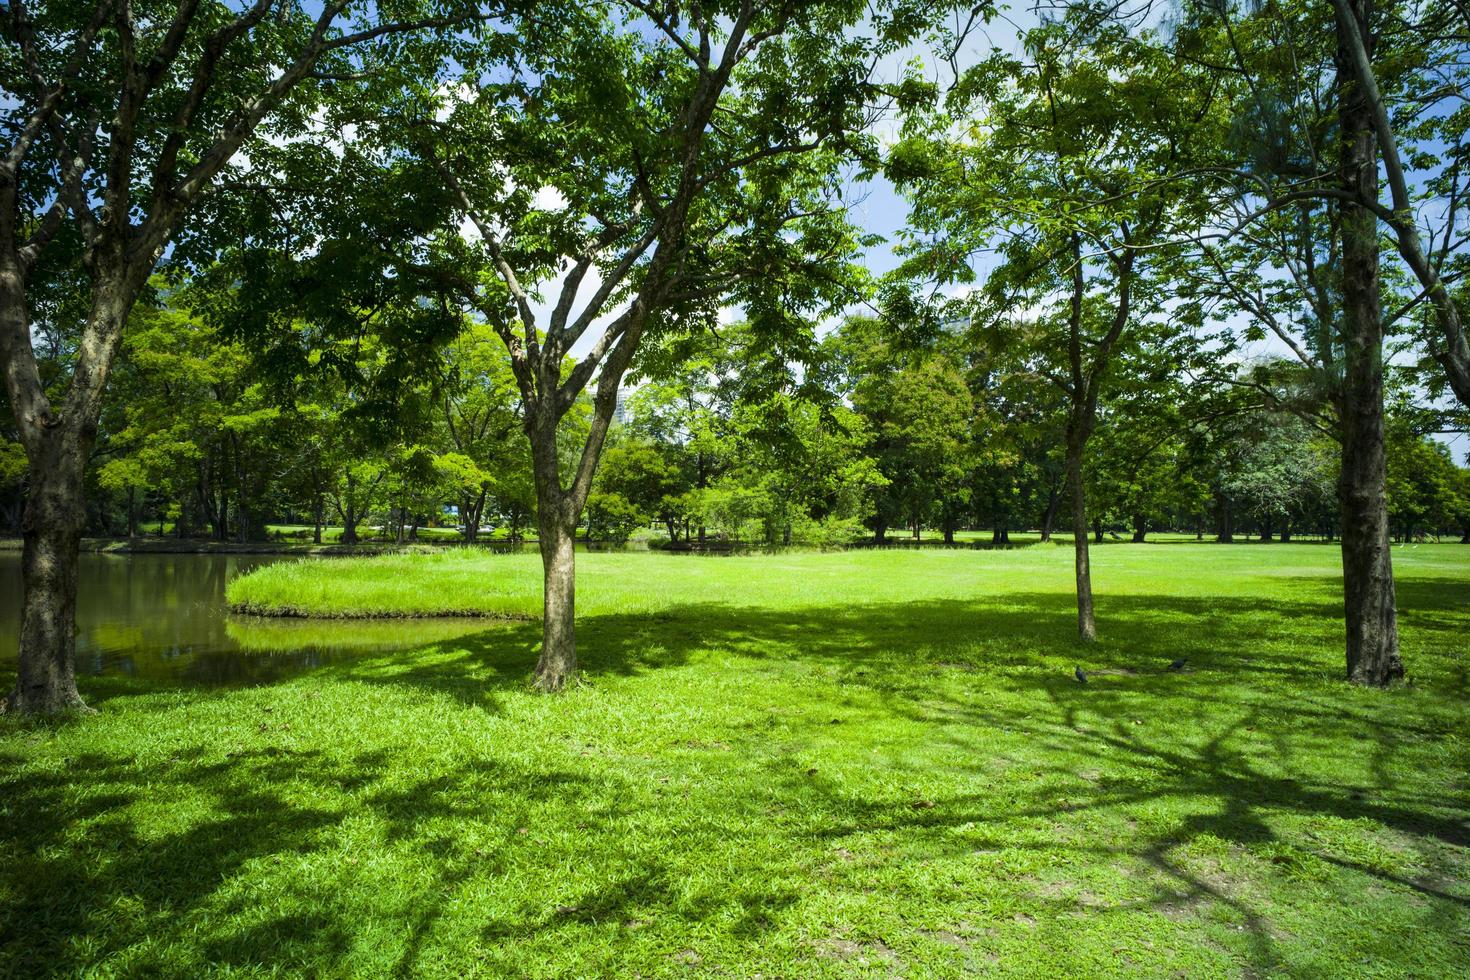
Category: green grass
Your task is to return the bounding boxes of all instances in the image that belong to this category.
[5,543,1470,977]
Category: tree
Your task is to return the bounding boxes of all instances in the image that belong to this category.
[1220,410,1336,542]
[0,434,23,533]
[1171,0,1410,683]
[837,318,973,543]
[1384,410,1468,541]
[722,394,882,547]
[627,329,752,544]
[401,2,907,689]
[437,324,522,542]
[0,0,486,714]
[891,11,1216,638]
[589,439,680,543]
[1326,0,1470,410]
[1334,0,1404,684]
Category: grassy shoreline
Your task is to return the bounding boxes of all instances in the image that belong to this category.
[0,525,541,555]
[6,544,1470,976]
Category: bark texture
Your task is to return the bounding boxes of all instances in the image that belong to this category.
[1039,482,1059,542]
[1330,0,1470,410]
[1336,0,1404,686]
[534,510,578,692]
[0,273,130,714]
[1065,425,1097,643]
[5,441,90,714]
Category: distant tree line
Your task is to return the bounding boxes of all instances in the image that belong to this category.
[5,303,1465,551]
[6,0,1470,712]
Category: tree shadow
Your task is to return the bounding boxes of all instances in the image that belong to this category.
[3,575,1467,975]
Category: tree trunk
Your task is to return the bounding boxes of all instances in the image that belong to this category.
[1217,494,1234,543]
[1039,481,1060,542]
[1,269,133,715]
[4,438,91,714]
[126,487,138,538]
[464,490,485,544]
[218,483,231,540]
[230,432,253,543]
[1337,1,1404,686]
[197,463,222,540]
[338,473,361,545]
[1066,426,1097,642]
[1131,515,1146,543]
[312,492,324,545]
[235,496,253,544]
[535,508,578,690]
[341,501,359,545]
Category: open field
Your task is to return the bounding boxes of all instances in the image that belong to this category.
[4,543,1470,977]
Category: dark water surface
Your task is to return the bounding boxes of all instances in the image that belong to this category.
[0,552,491,687]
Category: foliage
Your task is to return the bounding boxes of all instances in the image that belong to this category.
[22,544,1455,975]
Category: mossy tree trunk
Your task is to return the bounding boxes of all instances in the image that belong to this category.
[1,269,133,715]
[7,431,91,714]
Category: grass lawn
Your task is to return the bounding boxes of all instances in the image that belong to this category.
[4,543,1469,977]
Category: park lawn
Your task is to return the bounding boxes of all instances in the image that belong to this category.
[3,544,1469,978]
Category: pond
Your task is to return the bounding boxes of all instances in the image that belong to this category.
[0,552,492,687]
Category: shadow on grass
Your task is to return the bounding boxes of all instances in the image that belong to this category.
[2,579,1467,975]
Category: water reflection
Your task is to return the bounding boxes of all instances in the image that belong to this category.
[0,553,494,687]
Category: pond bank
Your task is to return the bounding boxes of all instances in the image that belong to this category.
[5,544,1470,977]
[0,536,522,556]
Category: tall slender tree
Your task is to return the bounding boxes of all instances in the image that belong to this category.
[398,1,916,690]
[890,10,1216,639]
[1172,0,1408,683]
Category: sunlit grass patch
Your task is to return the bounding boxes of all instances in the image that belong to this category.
[5,543,1470,977]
